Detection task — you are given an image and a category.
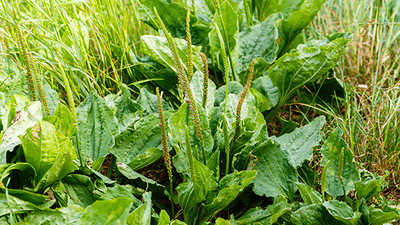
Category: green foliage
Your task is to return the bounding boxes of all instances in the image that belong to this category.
[0,0,397,224]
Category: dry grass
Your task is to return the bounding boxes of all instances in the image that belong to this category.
[312,0,400,189]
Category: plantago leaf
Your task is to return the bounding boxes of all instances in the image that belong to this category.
[368,206,400,224]
[251,140,298,201]
[77,91,118,165]
[276,116,325,168]
[190,71,216,114]
[110,113,170,170]
[126,192,152,225]
[79,197,133,224]
[321,128,360,197]
[354,173,387,201]
[236,13,282,76]
[268,34,352,105]
[289,203,338,224]
[237,194,290,224]
[137,87,170,116]
[323,200,361,225]
[20,120,78,193]
[296,183,322,205]
[0,101,42,163]
[21,205,84,224]
[198,171,256,224]
[140,35,203,73]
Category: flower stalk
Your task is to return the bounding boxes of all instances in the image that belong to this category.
[156,87,174,216]
[155,8,206,164]
[232,60,255,147]
[186,8,194,82]
[15,21,37,101]
[199,52,209,109]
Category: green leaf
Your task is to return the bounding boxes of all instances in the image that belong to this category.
[51,174,98,208]
[276,116,325,168]
[323,200,361,225]
[198,171,256,224]
[20,120,78,193]
[0,193,51,217]
[110,113,169,170]
[140,35,203,73]
[0,188,50,206]
[21,205,84,225]
[354,173,387,201]
[296,183,322,205]
[53,103,76,138]
[280,0,326,52]
[190,71,216,114]
[42,79,60,116]
[126,192,152,225]
[251,140,298,200]
[208,0,239,76]
[368,206,400,225]
[137,87,170,116]
[157,210,170,225]
[94,185,142,210]
[268,34,352,106]
[237,194,290,224]
[79,197,133,225]
[0,101,42,164]
[321,128,360,197]
[128,147,163,171]
[251,77,280,112]
[214,82,243,106]
[1,94,30,130]
[77,91,119,164]
[215,218,231,225]
[236,13,282,75]
[289,203,338,224]
[0,163,35,189]
[168,103,213,164]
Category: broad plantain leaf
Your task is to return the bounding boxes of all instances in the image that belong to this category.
[79,197,133,225]
[126,192,152,225]
[19,120,78,193]
[0,101,42,163]
[190,70,216,114]
[51,174,98,208]
[53,103,76,138]
[354,173,387,201]
[77,91,118,166]
[321,128,360,197]
[140,35,203,73]
[323,200,361,225]
[251,76,280,112]
[251,140,298,201]
[268,34,352,107]
[296,182,323,205]
[21,205,84,225]
[198,170,256,224]
[237,194,290,225]
[236,13,282,76]
[276,116,325,168]
[110,113,170,170]
[288,203,338,224]
[137,87,170,116]
[368,206,400,225]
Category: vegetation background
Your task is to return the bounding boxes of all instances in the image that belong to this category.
[0,0,399,219]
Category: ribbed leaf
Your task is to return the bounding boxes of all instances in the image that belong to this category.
[77,91,118,165]
[79,197,133,225]
[0,101,42,163]
[276,116,325,168]
[323,200,361,225]
[251,140,298,200]
[321,128,360,197]
[20,120,78,193]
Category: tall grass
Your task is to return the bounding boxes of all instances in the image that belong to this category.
[312,0,400,187]
[0,0,150,102]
